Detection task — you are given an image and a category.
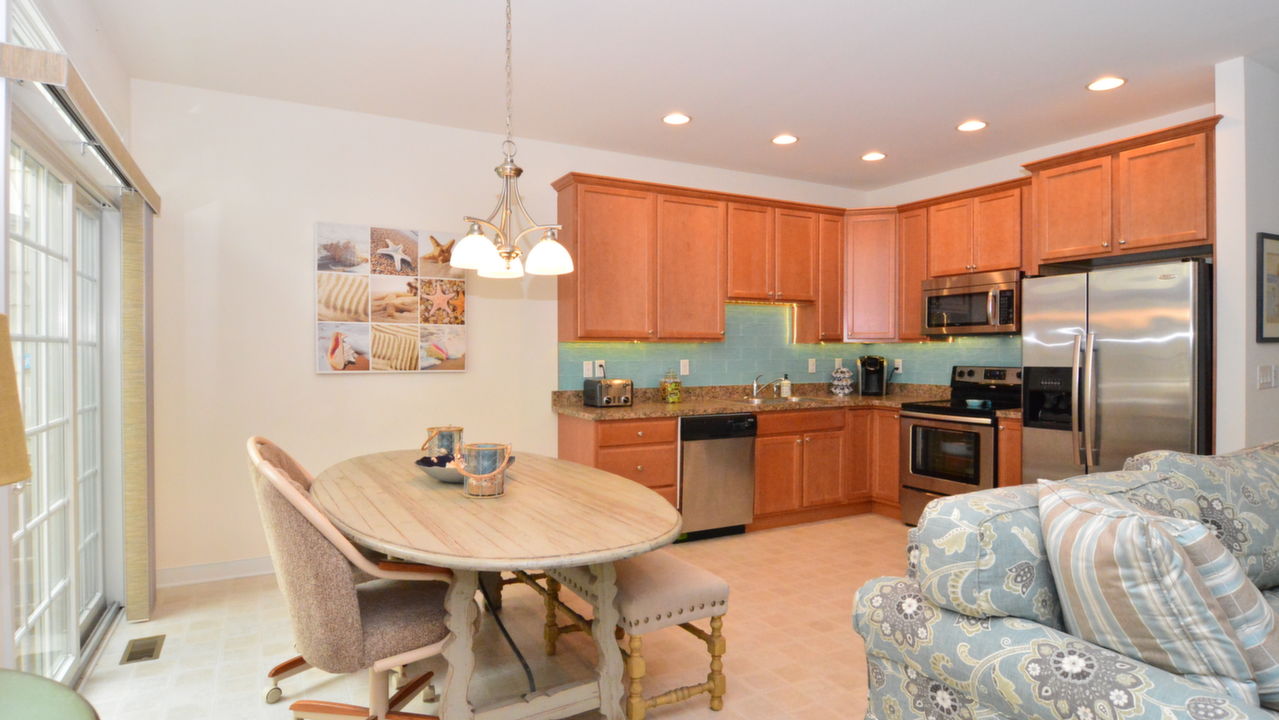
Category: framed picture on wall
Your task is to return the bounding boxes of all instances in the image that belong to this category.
[1260,232,1279,342]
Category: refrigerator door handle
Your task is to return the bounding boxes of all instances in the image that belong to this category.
[1070,333,1084,466]
[1084,331,1099,466]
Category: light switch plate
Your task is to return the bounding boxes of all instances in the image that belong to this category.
[593,360,606,378]
[894,358,904,373]
[807,358,817,373]
[679,359,690,376]
[1261,364,1277,390]
[835,358,843,369]
[582,361,593,378]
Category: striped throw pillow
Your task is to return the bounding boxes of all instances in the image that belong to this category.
[1039,481,1263,705]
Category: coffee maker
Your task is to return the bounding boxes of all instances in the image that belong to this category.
[857,355,893,396]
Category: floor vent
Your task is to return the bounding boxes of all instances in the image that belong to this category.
[120,635,165,665]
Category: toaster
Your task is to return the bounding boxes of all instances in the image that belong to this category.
[583,378,633,407]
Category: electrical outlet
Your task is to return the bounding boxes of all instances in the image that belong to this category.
[679,359,690,376]
[807,358,817,373]
[1261,364,1277,390]
[582,361,593,378]
[835,358,843,369]
[593,360,606,378]
[894,358,904,374]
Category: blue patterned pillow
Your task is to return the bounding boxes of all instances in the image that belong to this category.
[1041,481,1263,705]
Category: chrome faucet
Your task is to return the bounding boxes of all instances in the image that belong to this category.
[752,374,786,398]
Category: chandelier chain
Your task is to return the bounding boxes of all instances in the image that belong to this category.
[503,0,515,157]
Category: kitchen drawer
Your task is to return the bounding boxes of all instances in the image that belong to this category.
[597,418,678,447]
[596,445,677,489]
[756,409,845,436]
[651,485,678,507]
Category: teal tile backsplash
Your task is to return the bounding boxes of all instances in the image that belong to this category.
[558,304,1021,390]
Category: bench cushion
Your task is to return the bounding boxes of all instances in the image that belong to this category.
[548,550,729,634]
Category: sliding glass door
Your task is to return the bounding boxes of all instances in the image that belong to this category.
[7,141,106,681]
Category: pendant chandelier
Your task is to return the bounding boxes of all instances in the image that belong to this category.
[450,0,573,278]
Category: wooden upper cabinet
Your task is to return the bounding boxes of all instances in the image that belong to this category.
[845,211,897,341]
[897,209,928,341]
[926,199,973,277]
[572,184,656,339]
[1034,156,1113,262]
[794,214,844,343]
[972,187,1023,272]
[1116,133,1209,251]
[655,195,726,339]
[726,203,774,300]
[774,209,818,301]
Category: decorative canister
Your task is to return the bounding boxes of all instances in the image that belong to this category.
[458,442,515,498]
[421,426,464,458]
[831,366,854,396]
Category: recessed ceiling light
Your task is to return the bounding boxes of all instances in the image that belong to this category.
[663,112,691,125]
[1087,76,1126,92]
[861,151,886,162]
[772,134,798,145]
[957,119,988,133]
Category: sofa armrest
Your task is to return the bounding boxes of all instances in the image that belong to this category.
[853,577,1272,720]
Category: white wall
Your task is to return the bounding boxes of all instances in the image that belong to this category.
[130,80,861,575]
[1215,57,1279,450]
[30,0,131,143]
[863,105,1215,207]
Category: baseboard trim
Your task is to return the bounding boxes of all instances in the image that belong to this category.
[157,556,275,588]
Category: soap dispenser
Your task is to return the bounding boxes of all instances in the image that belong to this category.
[779,374,792,398]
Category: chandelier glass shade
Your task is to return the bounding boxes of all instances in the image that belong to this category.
[452,0,573,279]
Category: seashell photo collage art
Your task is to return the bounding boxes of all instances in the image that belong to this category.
[315,222,467,373]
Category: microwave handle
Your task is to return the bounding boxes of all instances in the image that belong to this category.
[987,289,997,325]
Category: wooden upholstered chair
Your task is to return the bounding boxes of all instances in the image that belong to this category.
[524,551,729,720]
[247,437,457,720]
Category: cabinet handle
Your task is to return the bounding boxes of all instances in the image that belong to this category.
[636,431,645,437]
[635,465,644,471]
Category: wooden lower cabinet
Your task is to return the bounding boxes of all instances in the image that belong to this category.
[843,408,901,517]
[558,415,679,507]
[997,417,1023,488]
[754,434,803,514]
[801,430,845,507]
[752,410,853,524]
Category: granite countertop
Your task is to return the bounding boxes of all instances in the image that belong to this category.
[553,382,954,421]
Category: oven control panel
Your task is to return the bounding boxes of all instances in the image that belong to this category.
[953,365,1023,386]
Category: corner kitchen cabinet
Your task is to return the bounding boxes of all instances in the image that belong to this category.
[896,208,929,341]
[794,214,844,342]
[996,417,1023,488]
[554,174,726,341]
[924,184,1024,278]
[1025,117,1218,266]
[843,408,901,516]
[753,409,845,516]
[844,210,898,341]
[557,415,679,507]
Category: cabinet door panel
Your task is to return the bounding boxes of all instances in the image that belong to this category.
[596,445,678,489]
[656,195,726,339]
[997,418,1022,488]
[816,215,844,339]
[1117,133,1208,251]
[871,410,900,504]
[576,185,655,338]
[845,212,898,340]
[973,188,1022,272]
[802,430,845,507]
[774,209,818,301]
[897,209,928,341]
[755,435,803,515]
[1035,157,1113,261]
[726,203,773,300]
[926,199,973,277]
[842,409,872,501]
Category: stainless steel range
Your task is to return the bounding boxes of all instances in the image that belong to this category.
[898,365,1022,525]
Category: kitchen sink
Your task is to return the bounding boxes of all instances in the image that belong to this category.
[730,396,836,406]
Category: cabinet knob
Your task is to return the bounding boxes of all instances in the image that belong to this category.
[795,439,802,444]
[805,437,811,442]
[648,330,655,335]
[1102,242,1111,248]
[1118,239,1127,245]
[999,425,1006,430]
[635,465,644,471]
[636,431,645,437]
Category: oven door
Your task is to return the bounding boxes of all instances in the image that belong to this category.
[899,412,997,496]
[922,282,1018,336]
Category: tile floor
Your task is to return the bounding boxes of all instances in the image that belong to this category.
[80,513,909,719]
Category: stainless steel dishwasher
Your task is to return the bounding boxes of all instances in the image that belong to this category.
[679,413,757,534]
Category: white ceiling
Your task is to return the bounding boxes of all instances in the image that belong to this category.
[90,0,1279,190]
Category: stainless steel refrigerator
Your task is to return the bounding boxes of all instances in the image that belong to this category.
[1021,259,1211,482]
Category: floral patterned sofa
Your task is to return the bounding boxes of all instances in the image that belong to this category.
[853,441,1279,720]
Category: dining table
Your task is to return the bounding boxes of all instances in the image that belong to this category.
[311,449,683,720]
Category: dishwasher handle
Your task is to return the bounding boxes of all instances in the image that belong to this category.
[679,413,757,441]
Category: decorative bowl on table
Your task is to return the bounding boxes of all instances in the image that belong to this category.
[415,454,464,484]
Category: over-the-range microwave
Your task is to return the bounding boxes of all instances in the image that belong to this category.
[921,269,1019,336]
